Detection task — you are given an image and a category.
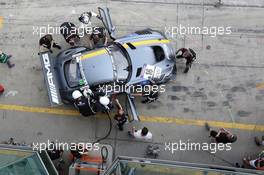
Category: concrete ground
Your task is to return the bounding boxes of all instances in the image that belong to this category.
[0,0,264,173]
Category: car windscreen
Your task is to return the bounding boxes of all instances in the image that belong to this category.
[64,59,82,88]
[109,44,130,82]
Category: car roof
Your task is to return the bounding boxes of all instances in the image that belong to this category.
[80,48,114,85]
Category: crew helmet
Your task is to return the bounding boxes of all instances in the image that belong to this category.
[72,90,83,100]
[99,96,110,106]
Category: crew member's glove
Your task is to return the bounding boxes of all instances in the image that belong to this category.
[83,88,92,98]
[88,11,99,17]
[88,11,102,20]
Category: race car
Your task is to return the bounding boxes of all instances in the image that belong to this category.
[40,7,177,121]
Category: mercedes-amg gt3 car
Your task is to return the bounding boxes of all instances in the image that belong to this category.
[40,7,177,121]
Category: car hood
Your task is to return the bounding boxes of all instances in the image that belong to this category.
[80,48,114,85]
[126,46,156,83]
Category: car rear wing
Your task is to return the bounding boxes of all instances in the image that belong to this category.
[39,52,62,106]
[98,7,116,39]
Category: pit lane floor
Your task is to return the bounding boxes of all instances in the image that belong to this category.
[0,0,264,170]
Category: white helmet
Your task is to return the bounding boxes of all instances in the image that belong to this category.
[72,90,83,100]
[79,12,91,24]
[99,96,110,106]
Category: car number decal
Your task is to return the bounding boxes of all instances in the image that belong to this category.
[141,64,162,80]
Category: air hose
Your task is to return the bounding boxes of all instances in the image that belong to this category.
[93,110,113,144]
[93,111,111,174]
[100,145,109,171]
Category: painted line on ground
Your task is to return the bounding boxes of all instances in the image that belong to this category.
[0,104,263,132]
[140,116,264,132]
[0,104,79,116]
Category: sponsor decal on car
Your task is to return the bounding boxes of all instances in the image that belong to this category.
[41,53,61,105]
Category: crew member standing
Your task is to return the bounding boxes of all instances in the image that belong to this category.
[176,48,196,73]
[128,127,153,140]
[78,11,101,29]
[141,90,159,104]
[0,84,4,95]
[205,123,237,144]
[114,99,127,131]
[140,80,159,104]
[0,50,15,68]
[255,136,264,146]
[90,26,108,48]
[60,22,80,46]
[39,34,61,53]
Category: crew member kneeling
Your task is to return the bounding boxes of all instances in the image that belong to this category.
[72,90,95,117]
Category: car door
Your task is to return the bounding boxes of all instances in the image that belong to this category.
[98,7,116,39]
[125,93,140,122]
